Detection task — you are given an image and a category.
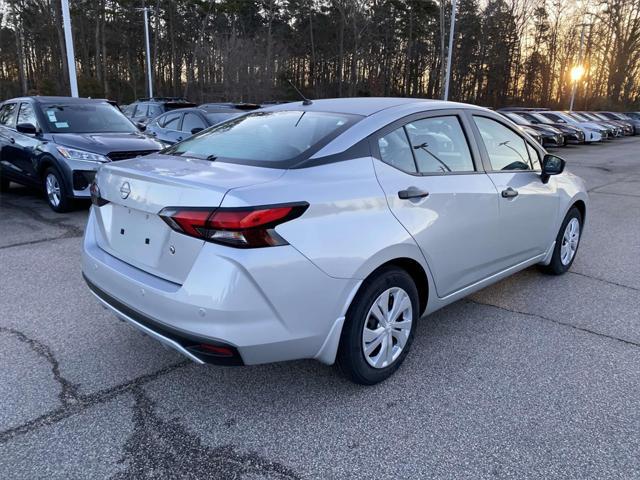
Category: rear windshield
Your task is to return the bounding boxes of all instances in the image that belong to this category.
[205,112,244,125]
[40,103,138,133]
[163,110,360,166]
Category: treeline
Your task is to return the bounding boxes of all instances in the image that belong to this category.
[0,0,639,109]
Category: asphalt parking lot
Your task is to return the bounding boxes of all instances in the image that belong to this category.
[1,138,639,479]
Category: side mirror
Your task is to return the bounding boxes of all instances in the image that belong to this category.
[541,154,565,183]
[191,127,204,135]
[16,123,38,135]
[136,122,147,132]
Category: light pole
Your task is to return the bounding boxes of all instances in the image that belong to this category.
[569,23,588,111]
[443,0,457,101]
[140,7,154,98]
[61,0,79,97]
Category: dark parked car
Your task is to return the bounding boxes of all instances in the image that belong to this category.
[513,111,585,144]
[580,112,632,136]
[145,103,261,145]
[500,111,566,147]
[596,112,639,135]
[0,96,164,212]
[122,97,196,125]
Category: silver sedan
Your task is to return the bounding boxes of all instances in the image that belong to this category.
[82,98,588,384]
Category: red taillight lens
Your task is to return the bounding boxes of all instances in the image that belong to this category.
[159,203,308,248]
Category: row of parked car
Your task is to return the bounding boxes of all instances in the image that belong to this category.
[497,108,640,146]
[0,94,638,213]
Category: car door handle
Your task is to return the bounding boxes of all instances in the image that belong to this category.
[9,137,15,144]
[176,137,183,141]
[501,187,519,198]
[398,187,429,200]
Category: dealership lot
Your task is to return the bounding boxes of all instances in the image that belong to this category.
[1,138,639,479]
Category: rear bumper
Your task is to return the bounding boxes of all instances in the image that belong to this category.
[82,209,357,365]
[85,275,243,365]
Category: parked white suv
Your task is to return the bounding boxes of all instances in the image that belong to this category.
[83,98,588,384]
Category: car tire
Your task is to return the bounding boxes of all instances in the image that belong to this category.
[43,166,73,213]
[541,207,583,275]
[0,175,10,192]
[337,266,419,385]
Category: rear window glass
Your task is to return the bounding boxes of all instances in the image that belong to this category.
[163,110,360,164]
[205,112,243,125]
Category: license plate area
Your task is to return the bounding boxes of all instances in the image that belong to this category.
[108,205,170,268]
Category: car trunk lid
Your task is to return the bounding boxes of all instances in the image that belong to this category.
[92,154,284,284]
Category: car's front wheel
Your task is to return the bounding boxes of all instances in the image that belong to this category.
[542,206,583,275]
[43,166,73,212]
[337,266,418,385]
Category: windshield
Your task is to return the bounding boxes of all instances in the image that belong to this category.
[568,112,589,122]
[505,113,529,125]
[164,110,360,164]
[40,103,138,134]
[530,113,554,125]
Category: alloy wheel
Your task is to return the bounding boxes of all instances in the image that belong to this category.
[45,173,61,208]
[362,287,413,369]
[560,217,580,265]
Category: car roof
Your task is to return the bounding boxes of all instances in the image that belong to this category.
[2,96,114,105]
[262,97,482,117]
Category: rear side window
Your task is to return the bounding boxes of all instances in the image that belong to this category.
[405,116,474,173]
[0,103,17,127]
[378,127,417,173]
[164,110,359,164]
[473,116,532,171]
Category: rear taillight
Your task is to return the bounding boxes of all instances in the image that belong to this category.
[89,181,109,207]
[159,203,308,248]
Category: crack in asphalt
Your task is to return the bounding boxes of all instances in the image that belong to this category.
[0,327,81,407]
[589,190,640,199]
[468,299,640,349]
[0,199,85,250]
[0,360,190,444]
[0,233,83,250]
[568,270,640,292]
[111,387,300,480]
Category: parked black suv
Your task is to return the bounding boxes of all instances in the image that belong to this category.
[122,97,196,125]
[0,96,164,212]
[145,103,261,144]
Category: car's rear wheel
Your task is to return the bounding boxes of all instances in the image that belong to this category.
[337,266,418,385]
[541,207,582,275]
[43,167,73,212]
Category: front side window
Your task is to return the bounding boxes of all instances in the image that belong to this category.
[405,116,475,173]
[181,113,206,133]
[473,116,532,171]
[164,110,360,164]
[0,103,17,127]
[17,103,38,127]
[39,102,138,133]
[377,127,417,173]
